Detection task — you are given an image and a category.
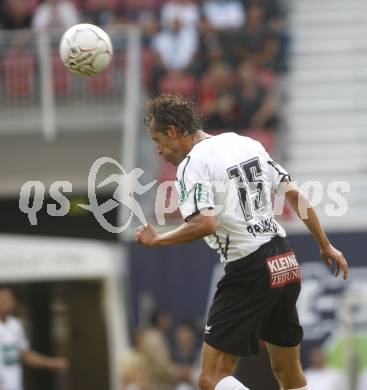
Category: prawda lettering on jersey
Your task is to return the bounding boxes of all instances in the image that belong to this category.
[247,217,279,237]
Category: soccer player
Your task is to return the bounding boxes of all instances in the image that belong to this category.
[0,288,68,390]
[136,95,349,390]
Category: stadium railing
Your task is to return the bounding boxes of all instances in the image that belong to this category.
[0,27,142,142]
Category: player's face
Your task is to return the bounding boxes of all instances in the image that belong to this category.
[0,289,16,318]
[149,120,183,166]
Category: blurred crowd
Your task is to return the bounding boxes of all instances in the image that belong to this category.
[0,0,289,134]
[121,310,200,390]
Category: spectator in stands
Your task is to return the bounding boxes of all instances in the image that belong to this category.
[243,1,289,72]
[255,32,285,72]
[0,0,288,140]
[202,0,246,30]
[160,0,201,30]
[199,62,240,131]
[136,310,191,390]
[204,94,239,132]
[247,0,283,25]
[304,346,348,390]
[199,62,236,108]
[172,321,198,365]
[238,3,267,54]
[32,0,79,32]
[150,309,172,342]
[121,328,152,390]
[140,16,161,46]
[236,60,278,130]
[0,0,31,30]
[0,287,69,390]
[171,322,201,390]
[191,17,226,74]
[120,0,159,35]
[152,17,199,71]
[83,0,114,26]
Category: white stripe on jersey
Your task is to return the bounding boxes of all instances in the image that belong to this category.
[175,132,289,263]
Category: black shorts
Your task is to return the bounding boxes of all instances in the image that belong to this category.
[204,236,303,357]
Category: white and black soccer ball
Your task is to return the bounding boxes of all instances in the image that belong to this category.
[59,23,113,76]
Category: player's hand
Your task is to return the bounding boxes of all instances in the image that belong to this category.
[320,243,349,280]
[51,357,69,371]
[136,224,159,247]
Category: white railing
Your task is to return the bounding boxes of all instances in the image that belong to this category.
[0,26,142,138]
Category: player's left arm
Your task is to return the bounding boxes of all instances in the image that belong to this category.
[22,350,69,371]
[282,179,349,280]
[136,210,216,247]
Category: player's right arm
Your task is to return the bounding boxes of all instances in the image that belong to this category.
[282,179,349,280]
[136,211,216,247]
[137,154,217,246]
[22,350,68,371]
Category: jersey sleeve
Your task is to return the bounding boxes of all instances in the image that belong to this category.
[261,146,291,193]
[15,320,30,352]
[175,156,215,221]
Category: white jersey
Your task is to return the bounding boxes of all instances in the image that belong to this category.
[0,316,30,390]
[175,132,289,263]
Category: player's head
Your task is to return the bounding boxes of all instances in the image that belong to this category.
[0,287,16,319]
[174,321,196,351]
[145,94,201,166]
[150,309,172,332]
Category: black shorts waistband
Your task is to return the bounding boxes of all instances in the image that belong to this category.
[224,236,291,274]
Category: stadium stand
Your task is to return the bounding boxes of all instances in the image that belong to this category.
[0,0,288,137]
[287,0,367,227]
[0,0,289,204]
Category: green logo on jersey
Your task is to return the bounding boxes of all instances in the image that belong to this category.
[177,179,187,205]
[2,344,21,366]
[196,183,210,205]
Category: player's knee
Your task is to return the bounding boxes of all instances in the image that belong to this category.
[199,370,235,390]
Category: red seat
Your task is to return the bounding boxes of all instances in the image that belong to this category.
[2,49,35,97]
[159,71,196,98]
[113,52,126,69]
[141,47,156,88]
[87,67,113,94]
[243,128,275,154]
[26,0,39,12]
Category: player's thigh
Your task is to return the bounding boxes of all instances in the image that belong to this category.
[199,342,239,387]
[265,342,304,377]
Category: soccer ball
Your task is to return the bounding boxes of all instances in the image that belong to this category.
[59,24,113,76]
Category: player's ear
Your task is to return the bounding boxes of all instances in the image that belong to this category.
[166,125,179,139]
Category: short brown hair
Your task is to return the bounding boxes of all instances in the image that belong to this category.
[145,94,201,135]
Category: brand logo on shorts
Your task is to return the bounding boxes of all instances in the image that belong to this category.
[266,251,301,288]
[204,325,212,334]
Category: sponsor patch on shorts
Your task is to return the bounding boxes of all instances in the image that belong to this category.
[266,251,301,288]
